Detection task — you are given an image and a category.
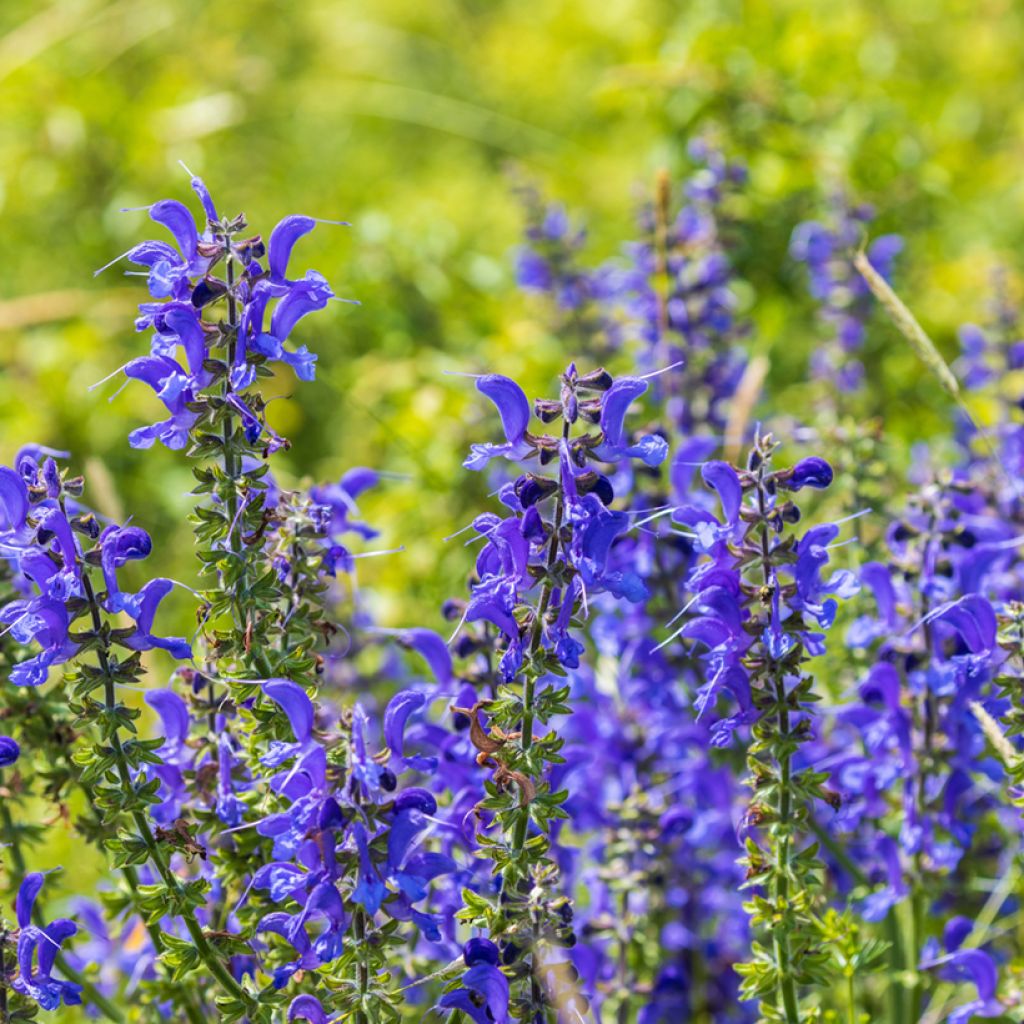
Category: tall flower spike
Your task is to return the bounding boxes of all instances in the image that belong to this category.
[447,362,667,1020]
[674,431,855,1021]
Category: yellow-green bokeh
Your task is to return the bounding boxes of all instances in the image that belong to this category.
[1,1,1023,1015]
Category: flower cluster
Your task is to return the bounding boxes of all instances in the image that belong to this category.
[6,157,1024,1024]
[790,195,902,394]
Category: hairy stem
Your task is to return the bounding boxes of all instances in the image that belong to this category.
[772,673,801,1024]
[81,574,255,1018]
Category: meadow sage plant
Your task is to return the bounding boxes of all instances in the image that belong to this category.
[5,157,1024,1024]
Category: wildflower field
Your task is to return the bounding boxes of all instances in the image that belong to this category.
[4,1,1024,1022]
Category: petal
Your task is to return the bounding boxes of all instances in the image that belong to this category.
[149,200,198,263]
[288,995,328,1023]
[384,690,426,759]
[339,467,378,499]
[269,272,333,341]
[144,689,190,746]
[253,862,309,903]
[269,215,316,282]
[0,735,19,767]
[161,303,208,377]
[16,872,44,928]
[189,175,218,223]
[464,938,500,967]
[264,679,314,743]
[464,962,510,1023]
[924,594,997,654]
[788,456,833,491]
[701,461,742,526]
[0,466,29,531]
[38,919,76,976]
[476,374,530,445]
[599,376,647,447]
[126,240,180,268]
[399,629,452,685]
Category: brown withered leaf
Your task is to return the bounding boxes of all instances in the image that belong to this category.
[494,764,537,807]
[450,702,506,754]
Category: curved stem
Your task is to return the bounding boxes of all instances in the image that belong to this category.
[81,574,257,1018]
[218,251,276,682]
[755,470,800,1024]
[512,422,570,855]
[771,673,801,1024]
[353,905,369,1024]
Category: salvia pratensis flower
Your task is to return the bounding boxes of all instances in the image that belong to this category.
[11,872,82,1011]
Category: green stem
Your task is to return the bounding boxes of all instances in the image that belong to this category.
[1,930,8,1024]
[81,574,257,1018]
[218,250,277,682]
[354,905,369,1024]
[772,675,801,1024]
[906,892,922,1024]
[512,421,569,855]
[755,475,800,1024]
[809,819,904,1024]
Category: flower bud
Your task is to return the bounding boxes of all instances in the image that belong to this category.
[464,937,500,967]
[0,735,19,767]
[785,456,833,491]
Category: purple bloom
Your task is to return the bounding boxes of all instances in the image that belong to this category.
[437,938,510,1024]
[464,375,533,471]
[1,597,77,687]
[288,994,331,1023]
[0,734,20,766]
[784,456,834,491]
[790,196,902,391]
[12,873,83,1011]
[592,376,667,467]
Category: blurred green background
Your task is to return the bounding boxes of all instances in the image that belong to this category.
[2,0,1024,1011]
[2,0,1024,629]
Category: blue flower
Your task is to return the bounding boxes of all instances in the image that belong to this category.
[437,938,510,1024]
[464,375,533,471]
[592,376,667,467]
[144,688,193,823]
[288,994,332,1022]
[920,945,1004,1024]
[99,525,191,658]
[12,873,83,1012]
[1,597,76,687]
[783,456,834,491]
[0,734,20,766]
